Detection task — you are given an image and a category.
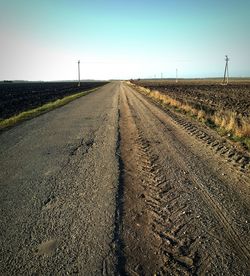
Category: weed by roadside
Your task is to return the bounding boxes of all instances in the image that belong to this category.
[128,82,250,151]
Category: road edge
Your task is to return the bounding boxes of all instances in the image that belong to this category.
[0,86,104,132]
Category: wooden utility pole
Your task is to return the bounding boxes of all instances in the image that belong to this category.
[78,60,81,87]
[223,55,229,85]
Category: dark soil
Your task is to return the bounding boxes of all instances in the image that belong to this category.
[0,81,108,119]
[131,80,250,117]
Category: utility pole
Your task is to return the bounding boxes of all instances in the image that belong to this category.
[176,68,178,83]
[78,60,81,87]
[223,55,229,85]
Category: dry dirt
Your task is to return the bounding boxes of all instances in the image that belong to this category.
[119,82,250,275]
[0,81,249,275]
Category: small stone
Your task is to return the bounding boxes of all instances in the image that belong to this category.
[37,239,58,256]
[177,256,193,267]
[165,239,171,245]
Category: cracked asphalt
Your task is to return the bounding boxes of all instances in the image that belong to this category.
[0,82,120,275]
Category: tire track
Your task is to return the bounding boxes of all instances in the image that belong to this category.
[128,82,250,171]
[121,87,207,274]
[128,86,250,262]
[134,128,207,274]
[121,83,250,274]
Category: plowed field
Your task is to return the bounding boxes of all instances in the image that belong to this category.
[131,80,250,116]
[0,81,108,119]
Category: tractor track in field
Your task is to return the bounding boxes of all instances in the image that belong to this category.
[119,83,250,275]
[130,87,250,259]
[155,102,249,171]
[129,83,250,172]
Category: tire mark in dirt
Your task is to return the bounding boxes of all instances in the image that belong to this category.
[120,87,209,274]
[121,83,250,274]
[129,83,250,171]
[129,86,250,262]
[130,86,250,200]
[119,88,162,275]
[125,91,209,274]
[165,110,250,171]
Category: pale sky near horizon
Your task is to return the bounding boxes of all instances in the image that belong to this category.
[0,0,250,81]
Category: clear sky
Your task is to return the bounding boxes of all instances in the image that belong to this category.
[0,0,249,80]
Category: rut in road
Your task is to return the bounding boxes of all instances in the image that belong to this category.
[131,87,250,260]
[119,83,250,275]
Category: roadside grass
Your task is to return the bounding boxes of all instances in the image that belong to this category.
[216,127,250,151]
[0,88,98,130]
[128,82,250,151]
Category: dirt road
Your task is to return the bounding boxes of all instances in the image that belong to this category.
[1,81,249,275]
[119,83,250,275]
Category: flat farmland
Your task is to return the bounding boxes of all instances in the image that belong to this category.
[0,81,108,120]
[131,79,250,144]
[131,79,250,116]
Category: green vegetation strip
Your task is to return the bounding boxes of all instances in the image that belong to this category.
[0,88,98,130]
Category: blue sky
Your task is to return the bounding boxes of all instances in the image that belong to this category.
[0,0,249,80]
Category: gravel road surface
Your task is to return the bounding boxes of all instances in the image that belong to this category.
[1,81,249,275]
